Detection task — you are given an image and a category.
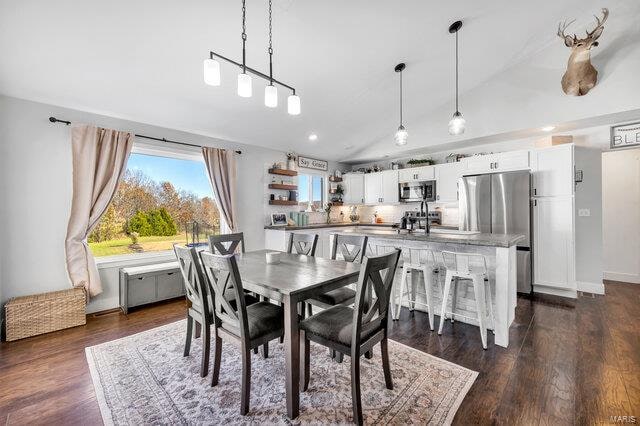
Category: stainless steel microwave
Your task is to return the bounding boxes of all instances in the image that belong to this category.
[399,180,436,203]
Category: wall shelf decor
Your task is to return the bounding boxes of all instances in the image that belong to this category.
[269,200,298,206]
[268,168,298,176]
[269,184,298,190]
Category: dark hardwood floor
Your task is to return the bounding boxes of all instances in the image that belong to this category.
[1,281,638,425]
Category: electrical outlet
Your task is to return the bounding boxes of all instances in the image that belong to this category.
[578,209,591,217]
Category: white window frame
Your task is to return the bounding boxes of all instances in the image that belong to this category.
[95,142,224,268]
[297,170,328,212]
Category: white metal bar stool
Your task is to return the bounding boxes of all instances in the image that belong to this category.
[392,248,441,330]
[437,251,495,349]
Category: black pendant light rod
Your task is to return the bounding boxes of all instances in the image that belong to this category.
[208,51,296,94]
[395,63,406,127]
[449,20,463,114]
[268,0,274,84]
[48,117,242,154]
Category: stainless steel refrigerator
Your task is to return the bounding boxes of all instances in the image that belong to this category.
[458,170,532,293]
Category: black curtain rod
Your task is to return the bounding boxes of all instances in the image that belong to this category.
[48,117,242,155]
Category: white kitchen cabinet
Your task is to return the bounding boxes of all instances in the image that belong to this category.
[435,162,462,202]
[398,165,435,182]
[343,173,365,204]
[532,196,575,292]
[364,170,399,204]
[531,144,574,197]
[464,150,529,174]
[380,170,399,204]
[364,172,382,204]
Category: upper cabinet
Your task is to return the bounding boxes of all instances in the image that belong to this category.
[464,150,530,174]
[435,162,463,202]
[398,165,435,182]
[364,170,399,204]
[530,144,574,197]
[343,173,365,204]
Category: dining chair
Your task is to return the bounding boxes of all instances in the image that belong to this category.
[304,234,368,362]
[209,232,246,254]
[174,244,214,378]
[198,251,285,415]
[299,249,402,425]
[286,232,319,256]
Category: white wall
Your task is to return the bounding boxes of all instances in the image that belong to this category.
[0,95,343,313]
[602,148,640,283]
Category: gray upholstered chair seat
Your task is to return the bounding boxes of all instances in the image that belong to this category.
[300,305,377,346]
[312,287,356,306]
[221,302,284,340]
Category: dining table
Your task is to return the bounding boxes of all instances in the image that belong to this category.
[234,249,362,419]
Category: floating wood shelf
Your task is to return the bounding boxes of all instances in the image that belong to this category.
[329,176,343,182]
[269,200,298,206]
[269,184,298,190]
[330,202,344,206]
[268,168,298,176]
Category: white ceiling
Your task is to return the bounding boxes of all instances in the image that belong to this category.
[1,0,639,161]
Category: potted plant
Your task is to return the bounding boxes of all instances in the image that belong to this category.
[286,152,297,171]
[406,158,435,166]
[335,184,344,202]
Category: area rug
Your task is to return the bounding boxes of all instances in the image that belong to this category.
[85,320,477,425]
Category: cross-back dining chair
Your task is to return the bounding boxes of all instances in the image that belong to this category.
[198,251,285,415]
[286,232,318,256]
[173,244,213,377]
[209,232,246,254]
[299,248,402,425]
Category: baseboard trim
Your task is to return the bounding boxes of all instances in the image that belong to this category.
[603,271,640,284]
[533,285,578,299]
[577,281,605,295]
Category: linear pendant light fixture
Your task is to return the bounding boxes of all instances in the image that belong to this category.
[394,63,408,146]
[448,20,466,135]
[203,0,300,115]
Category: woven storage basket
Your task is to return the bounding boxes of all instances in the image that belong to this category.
[5,287,86,341]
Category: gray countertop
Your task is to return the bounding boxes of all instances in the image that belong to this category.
[331,228,525,248]
[264,222,458,231]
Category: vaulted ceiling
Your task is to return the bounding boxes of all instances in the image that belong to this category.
[1,0,638,161]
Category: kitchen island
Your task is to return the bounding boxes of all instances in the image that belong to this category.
[331,228,524,347]
[264,224,523,347]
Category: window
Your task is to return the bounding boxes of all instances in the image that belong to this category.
[88,153,220,257]
[298,174,324,211]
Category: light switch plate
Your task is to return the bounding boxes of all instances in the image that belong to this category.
[578,208,591,217]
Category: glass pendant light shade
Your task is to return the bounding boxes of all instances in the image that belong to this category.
[203,59,221,86]
[287,94,301,115]
[448,111,466,135]
[264,84,278,107]
[395,125,408,146]
[237,72,252,97]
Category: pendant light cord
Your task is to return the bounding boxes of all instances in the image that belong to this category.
[455,30,459,113]
[241,0,247,73]
[399,70,403,126]
[268,0,273,84]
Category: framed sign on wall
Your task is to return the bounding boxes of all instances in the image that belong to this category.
[611,121,640,149]
[298,156,328,171]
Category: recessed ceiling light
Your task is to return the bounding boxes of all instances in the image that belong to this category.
[542,126,556,132]
[308,133,318,141]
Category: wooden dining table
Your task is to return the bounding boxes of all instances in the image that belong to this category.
[234,249,361,419]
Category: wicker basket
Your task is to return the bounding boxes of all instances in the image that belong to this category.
[5,287,86,341]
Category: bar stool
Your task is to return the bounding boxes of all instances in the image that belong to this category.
[392,248,441,331]
[437,251,495,349]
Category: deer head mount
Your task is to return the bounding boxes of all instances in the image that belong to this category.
[557,8,609,96]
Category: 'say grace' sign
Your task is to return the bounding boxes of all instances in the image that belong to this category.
[611,121,640,149]
[298,156,328,171]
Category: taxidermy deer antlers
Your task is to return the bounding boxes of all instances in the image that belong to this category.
[557,8,609,96]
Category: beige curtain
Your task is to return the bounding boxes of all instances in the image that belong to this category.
[65,125,134,298]
[202,147,238,232]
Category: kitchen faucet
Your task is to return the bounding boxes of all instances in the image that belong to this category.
[420,199,431,234]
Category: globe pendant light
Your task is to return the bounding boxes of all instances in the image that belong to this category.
[394,63,408,146]
[448,20,466,135]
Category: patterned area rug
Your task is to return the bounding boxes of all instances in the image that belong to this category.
[86,320,477,425]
